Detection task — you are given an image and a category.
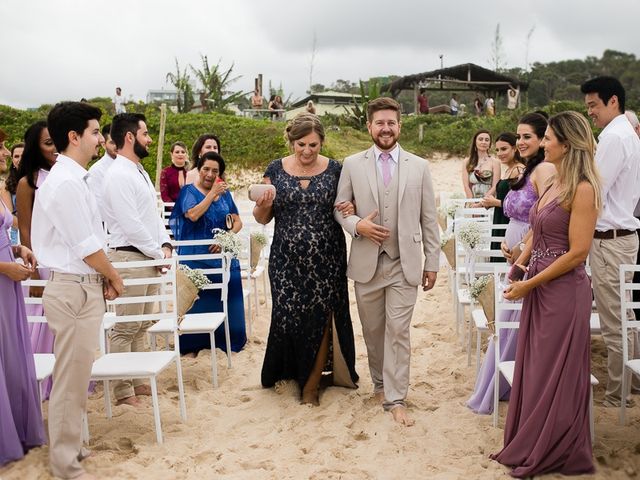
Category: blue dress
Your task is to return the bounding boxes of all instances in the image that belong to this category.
[169,185,246,354]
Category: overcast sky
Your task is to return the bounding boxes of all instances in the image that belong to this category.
[1,0,639,109]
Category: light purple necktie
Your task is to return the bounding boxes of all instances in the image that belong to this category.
[380,152,392,187]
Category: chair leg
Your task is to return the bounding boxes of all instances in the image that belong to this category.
[150,377,163,444]
[246,289,253,338]
[590,385,595,444]
[223,316,232,369]
[467,311,473,366]
[252,277,259,316]
[104,380,112,419]
[82,411,90,444]
[476,330,482,378]
[37,380,44,417]
[262,270,269,309]
[175,355,187,422]
[620,366,627,425]
[150,332,157,351]
[210,331,219,388]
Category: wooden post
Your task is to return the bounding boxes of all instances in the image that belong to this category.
[419,124,425,142]
[155,103,167,190]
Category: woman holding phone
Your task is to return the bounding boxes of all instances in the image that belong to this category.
[169,151,246,356]
[254,113,358,405]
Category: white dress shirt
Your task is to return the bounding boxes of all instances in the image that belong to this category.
[102,154,170,259]
[87,152,116,217]
[373,144,399,180]
[32,154,106,274]
[595,114,640,231]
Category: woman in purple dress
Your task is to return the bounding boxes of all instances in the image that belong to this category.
[0,129,46,466]
[467,114,555,414]
[492,111,600,477]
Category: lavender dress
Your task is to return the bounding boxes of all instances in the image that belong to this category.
[492,197,593,477]
[467,176,537,414]
[0,200,46,466]
[25,169,54,398]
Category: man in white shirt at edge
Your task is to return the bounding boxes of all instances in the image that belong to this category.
[581,76,640,407]
[102,112,173,407]
[625,110,640,321]
[87,123,117,218]
[32,101,124,480]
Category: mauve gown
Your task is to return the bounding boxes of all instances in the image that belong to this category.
[467,176,537,414]
[491,196,594,477]
[0,200,46,466]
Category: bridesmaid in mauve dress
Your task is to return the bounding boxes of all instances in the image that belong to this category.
[492,111,598,477]
[0,196,46,466]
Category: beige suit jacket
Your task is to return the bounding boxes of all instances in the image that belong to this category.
[334,145,440,286]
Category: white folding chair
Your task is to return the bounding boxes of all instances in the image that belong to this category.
[619,264,640,425]
[90,257,187,444]
[147,239,232,388]
[22,278,55,411]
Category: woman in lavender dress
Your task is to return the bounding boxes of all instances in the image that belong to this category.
[15,121,57,398]
[467,113,555,414]
[0,130,46,466]
[492,111,598,477]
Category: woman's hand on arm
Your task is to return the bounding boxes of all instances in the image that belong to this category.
[185,185,223,222]
[485,158,501,197]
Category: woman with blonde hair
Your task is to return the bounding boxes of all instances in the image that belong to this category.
[492,111,600,477]
[254,113,358,405]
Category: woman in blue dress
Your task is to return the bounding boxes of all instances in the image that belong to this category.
[169,151,246,356]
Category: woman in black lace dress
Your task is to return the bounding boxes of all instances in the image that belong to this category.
[254,113,358,405]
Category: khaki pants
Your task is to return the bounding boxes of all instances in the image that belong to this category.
[590,233,639,405]
[44,273,105,479]
[354,253,417,410]
[108,250,158,400]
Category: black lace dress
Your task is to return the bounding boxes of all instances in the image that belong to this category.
[261,159,359,391]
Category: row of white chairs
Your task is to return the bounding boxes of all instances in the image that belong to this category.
[23,240,234,444]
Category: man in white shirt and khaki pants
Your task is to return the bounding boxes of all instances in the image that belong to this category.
[102,113,173,407]
[32,102,124,480]
[581,76,640,407]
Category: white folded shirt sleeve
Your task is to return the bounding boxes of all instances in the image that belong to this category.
[46,180,104,260]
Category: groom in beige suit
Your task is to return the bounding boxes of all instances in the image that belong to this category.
[334,97,440,426]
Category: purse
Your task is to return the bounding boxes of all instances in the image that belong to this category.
[225,214,234,230]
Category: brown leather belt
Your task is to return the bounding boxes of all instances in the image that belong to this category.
[593,229,636,239]
[112,245,143,254]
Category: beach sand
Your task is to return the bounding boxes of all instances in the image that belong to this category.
[2,154,639,479]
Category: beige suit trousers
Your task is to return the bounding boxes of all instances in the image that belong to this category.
[354,253,417,410]
[590,233,639,405]
[108,250,157,400]
[44,274,104,479]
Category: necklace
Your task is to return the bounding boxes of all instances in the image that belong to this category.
[295,157,319,176]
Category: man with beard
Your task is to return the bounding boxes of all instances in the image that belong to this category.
[32,102,123,479]
[333,97,440,426]
[87,123,117,219]
[102,113,173,406]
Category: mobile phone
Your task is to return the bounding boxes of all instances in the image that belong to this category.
[248,184,276,202]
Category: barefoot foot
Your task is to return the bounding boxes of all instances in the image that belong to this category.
[116,395,142,407]
[390,405,415,427]
[301,388,320,406]
[373,392,385,404]
[134,384,152,396]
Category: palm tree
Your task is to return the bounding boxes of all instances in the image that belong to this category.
[166,58,194,113]
[190,54,246,112]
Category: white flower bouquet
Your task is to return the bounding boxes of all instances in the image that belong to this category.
[458,222,482,250]
[176,264,211,323]
[212,228,243,258]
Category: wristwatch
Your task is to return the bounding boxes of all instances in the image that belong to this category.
[518,242,526,251]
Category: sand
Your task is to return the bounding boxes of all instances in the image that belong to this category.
[2,154,640,480]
